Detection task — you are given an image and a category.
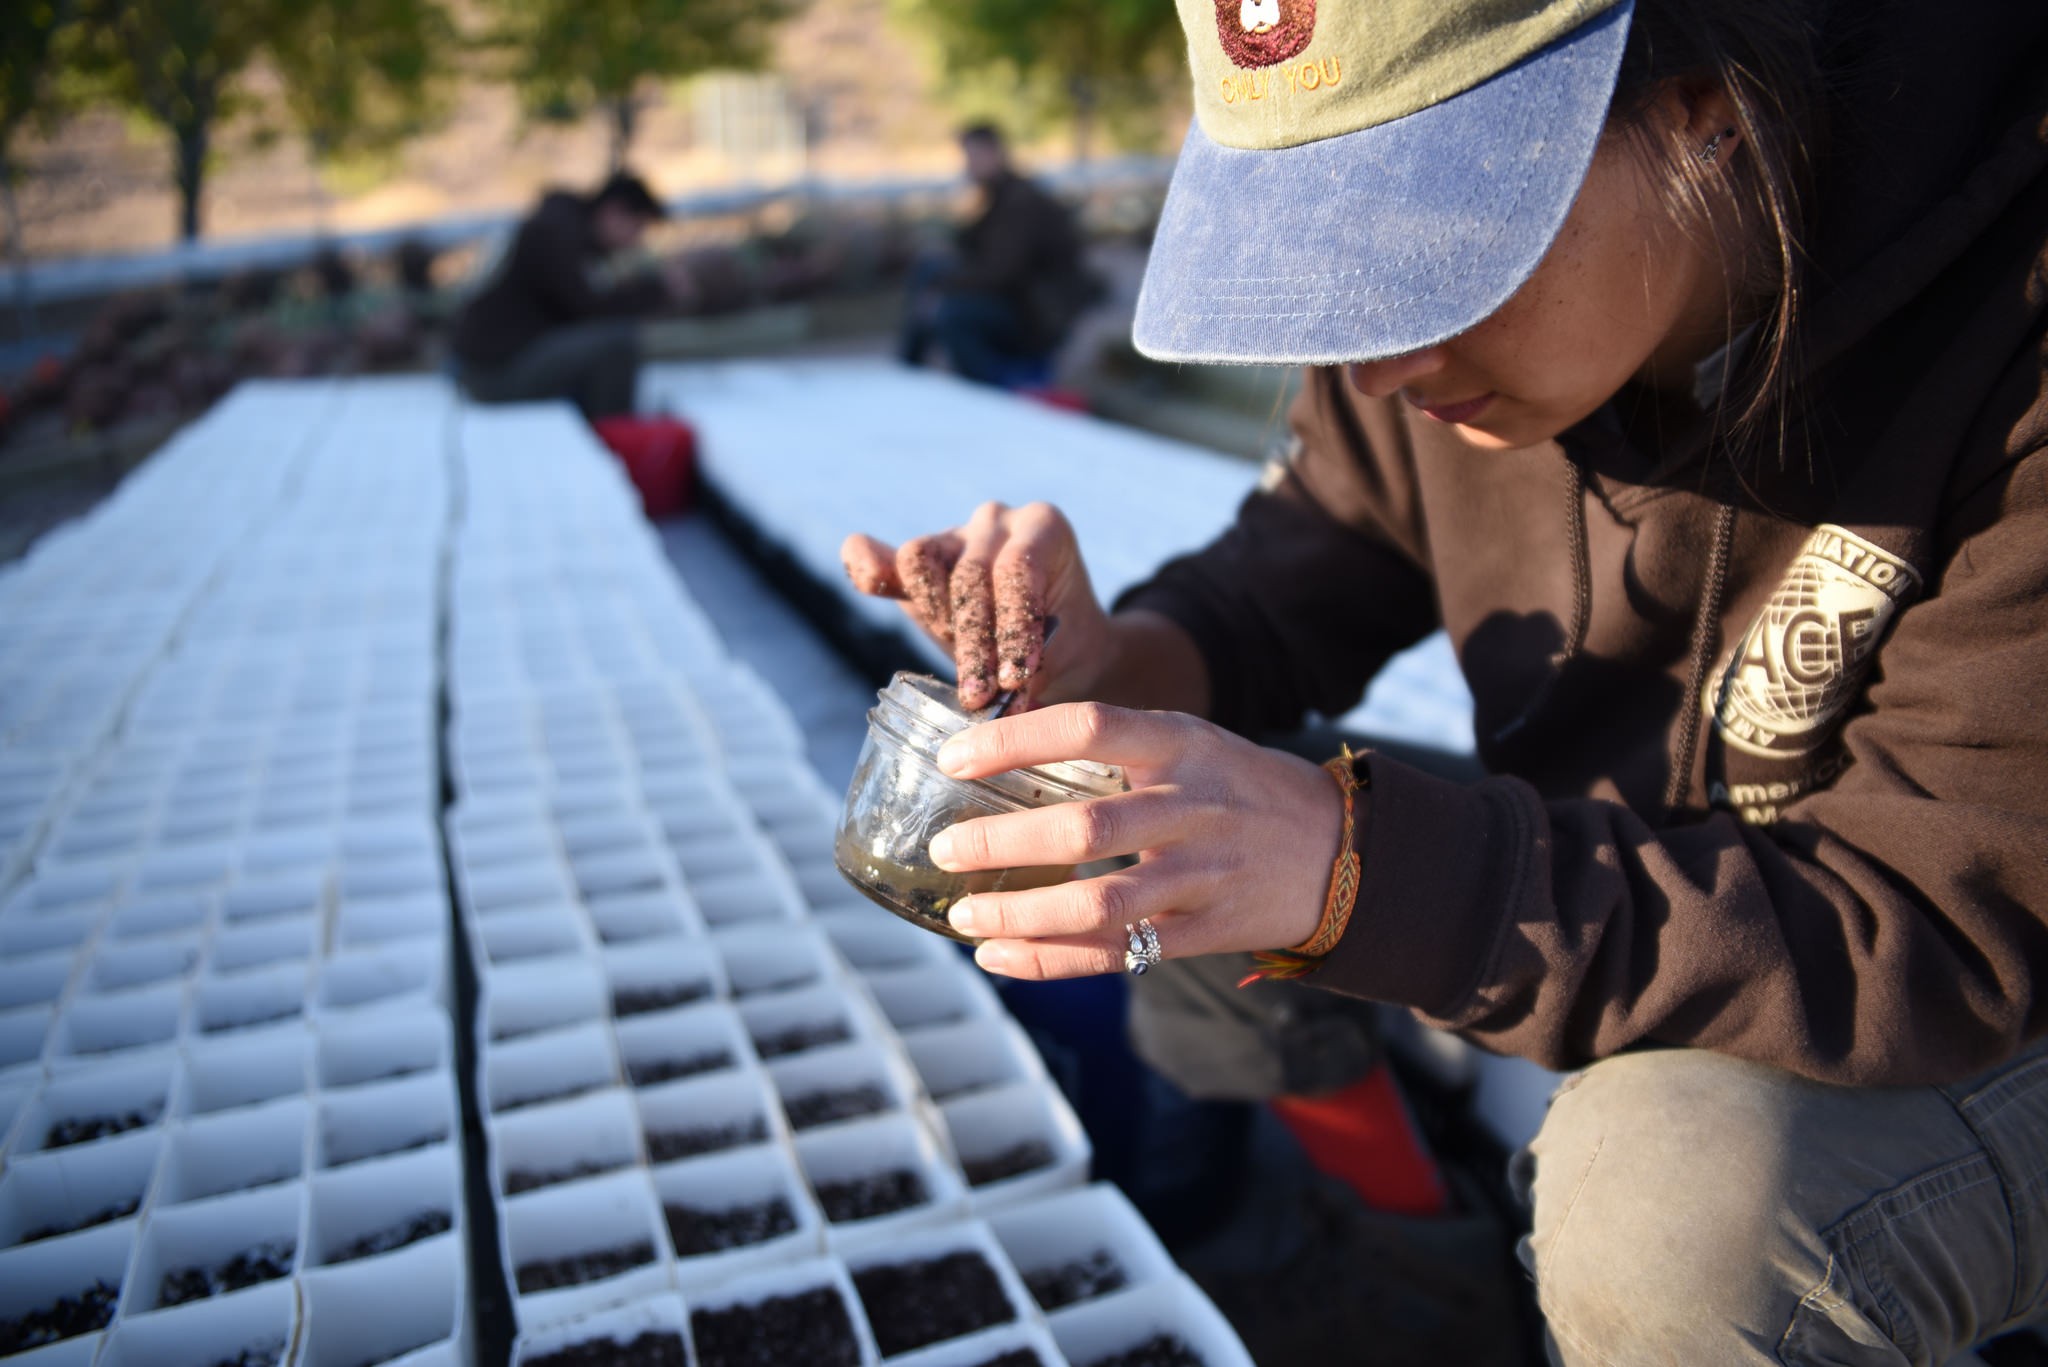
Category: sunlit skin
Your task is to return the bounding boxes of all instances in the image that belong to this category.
[838,88,1748,980]
[1350,87,1746,450]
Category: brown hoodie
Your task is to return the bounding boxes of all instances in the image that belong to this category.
[1119,5,2048,1087]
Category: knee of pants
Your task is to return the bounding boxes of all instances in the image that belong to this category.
[1519,1050,1828,1362]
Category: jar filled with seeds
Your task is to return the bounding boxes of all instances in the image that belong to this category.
[835,672,1126,943]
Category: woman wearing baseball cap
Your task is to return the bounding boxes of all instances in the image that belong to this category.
[843,0,2048,1357]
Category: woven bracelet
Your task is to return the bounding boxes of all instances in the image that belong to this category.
[1239,746,1366,987]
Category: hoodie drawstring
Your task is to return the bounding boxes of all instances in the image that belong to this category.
[1490,459,1591,745]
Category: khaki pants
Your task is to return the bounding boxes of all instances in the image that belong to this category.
[1517,1041,2048,1364]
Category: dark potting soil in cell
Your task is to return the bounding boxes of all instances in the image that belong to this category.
[663,1196,797,1256]
[1087,1335,1207,1367]
[204,1340,286,1367]
[1024,1249,1129,1310]
[160,1239,297,1305]
[612,981,712,1017]
[964,1140,1056,1187]
[646,1115,768,1162]
[784,1083,889,1130]
[526,1329,691,1367]
[45,1108,158,1148]
[506,1157,627,1195]
[334,1209,454,1262]
[689,1286,862,1367]
[730,972,818,998]
[751,1020,850,1059]
[853,1250,1016,1356]
[498,1081,604,1113]
[514,1239,656,1293]
[815,1167,928,1222]
[973,1352,1047,1367]
[0,1280,118,1353]
[627,1049,733,1086]
[24,1196,141,1241]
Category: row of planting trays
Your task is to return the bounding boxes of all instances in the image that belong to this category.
[0,379,467,1363]
[446,409,1250,1364]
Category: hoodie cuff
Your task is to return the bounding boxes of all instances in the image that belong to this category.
[1311,750,1526,1016]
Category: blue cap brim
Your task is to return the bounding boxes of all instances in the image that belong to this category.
[1133,0,1634,366]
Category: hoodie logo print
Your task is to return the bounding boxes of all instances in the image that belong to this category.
[1711,525,1921,759]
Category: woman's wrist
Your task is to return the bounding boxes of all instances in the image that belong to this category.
[1091,609,1212,716]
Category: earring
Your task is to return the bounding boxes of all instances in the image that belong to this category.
[1698,127,1736,164]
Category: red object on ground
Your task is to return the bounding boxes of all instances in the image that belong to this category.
[1020,386,1090,414]
[593,415,697,519]
[1271,1062,1450,1218]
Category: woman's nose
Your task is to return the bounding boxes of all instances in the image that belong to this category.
[1347,351,1445,398]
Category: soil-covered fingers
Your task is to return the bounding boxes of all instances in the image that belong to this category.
[894,533,964,644]
[949,503,1007,708]
[971,907,1220,981]
[930,789,1186,874]
[840,534,906,599]
[990,539,1045,693]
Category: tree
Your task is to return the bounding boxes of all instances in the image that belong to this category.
[266,0,455,230]
[487,0,797,170]
[901,0,1183,165]
[76,0,279,242]
[1,0,76,332]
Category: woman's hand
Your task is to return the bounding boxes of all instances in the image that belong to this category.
[840,501,1112,711]
[928,703,1348,979]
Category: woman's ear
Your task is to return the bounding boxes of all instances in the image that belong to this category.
[1643,81,1743,164]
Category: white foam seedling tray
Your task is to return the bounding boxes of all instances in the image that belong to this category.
[0,1126,160,1249]
[333,889,447,950]
[106,893,211,942]
[189,962,314,1039]
[483,955,610,1042]
[315,1006,451,1092]
[684,1253,883,1367]
[485,1021,623,1116]
[0,1218,136,1357]
[457,860,580,921]
[654,1135,825,1289]
[0,906,103,958]
[315,1071,455,1169]
[584,887,703,947]
[298,1224,466,1367]
[903,1017,1048,1105]
[473,905,595,968]
[794,1111,970,1255]
[634,1064,785,1165]
[1047,1275,1254,1367]
[314,939,447,1018]
[491,1087,642,1197]
[510,1291,691,1366]
[840,1217,1041,1362]
[206,915,317,976]
[714,922,844,1000]
[814,909,960,977]
[985,1184,1179,1317]
[767,1039,925,1135]
[156,1096,308,1206]
[861,963,1006,1035]
[306,1142,461,1270]
[1,1001,53,1073]
[737,983,879,1065]
[83,934,200,994]
[13,1052,178,1161]
[887,1321,1069,1367]
[501,1167,670,1332]
[938,1083,1091,1214]
[98,1276,298,1367]
[602,936,727,1019]
[687,859,808,930]
[122,1178,305,1316]
[612,1001,754,1090]
[51,982,186,1062]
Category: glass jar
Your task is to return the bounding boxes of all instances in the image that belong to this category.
[834,672,1126,944]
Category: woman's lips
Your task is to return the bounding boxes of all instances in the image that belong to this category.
[1405,391,1496,425]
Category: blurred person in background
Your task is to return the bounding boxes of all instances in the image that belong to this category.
[451,171,696,421]
[898,123,1102,387]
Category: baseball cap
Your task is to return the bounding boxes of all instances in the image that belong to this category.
[1133,0,1635,365]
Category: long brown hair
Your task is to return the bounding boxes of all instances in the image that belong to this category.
[1607,0,1830,466]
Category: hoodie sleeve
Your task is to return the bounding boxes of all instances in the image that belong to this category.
[512,197,667,322]
[1115,368,1445,736]
[1315,435,2048,1087]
